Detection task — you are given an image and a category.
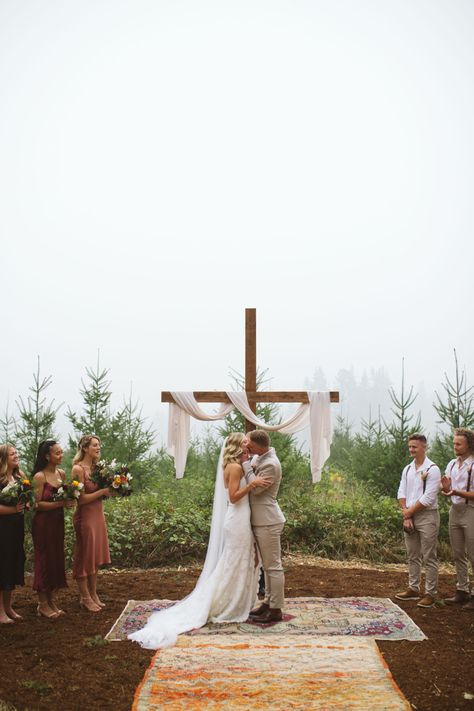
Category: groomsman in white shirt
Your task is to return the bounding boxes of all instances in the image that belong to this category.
[395,433,441,608]
[441,428,474,610]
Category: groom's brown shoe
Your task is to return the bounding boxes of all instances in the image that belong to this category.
[248,603,269,619]
[257,608,283,624]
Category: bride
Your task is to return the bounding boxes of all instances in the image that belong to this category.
[128,433,269,649]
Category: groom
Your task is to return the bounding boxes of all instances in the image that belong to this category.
[242,430,285,623]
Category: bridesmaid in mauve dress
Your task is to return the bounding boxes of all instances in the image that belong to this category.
[32,440,75,620]
[0,443,26,624]
[72,435,113,612]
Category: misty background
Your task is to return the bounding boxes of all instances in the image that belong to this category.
[1,0,473,449]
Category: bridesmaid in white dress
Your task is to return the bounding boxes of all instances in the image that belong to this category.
[129,433,269,649]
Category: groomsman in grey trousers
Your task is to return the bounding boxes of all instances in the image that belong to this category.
[395,433,441,608]
[441,428,474,610]
[242,430,285,623]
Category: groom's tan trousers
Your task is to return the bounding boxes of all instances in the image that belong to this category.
[253,522,285,609]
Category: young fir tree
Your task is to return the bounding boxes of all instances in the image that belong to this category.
[0,397,16,444]
[108,389,156,489]
[66,356,113,450]
[14,357,61,472]
[432,349,474,467]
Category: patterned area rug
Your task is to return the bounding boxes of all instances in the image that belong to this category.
[132,634,411,710]
[106,596,426,642]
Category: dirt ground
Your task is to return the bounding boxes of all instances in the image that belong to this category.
[0,556,473,711]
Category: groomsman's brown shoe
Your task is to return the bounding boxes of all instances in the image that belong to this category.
[417,594,436,608]
[258,608,283,624]
[461,597,474,611]
[248,603,269,619]
[444,590,470,605]
[395,589,420,601]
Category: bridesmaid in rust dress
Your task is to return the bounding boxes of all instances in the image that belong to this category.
[72,435,113,612]
[32,440,74,620]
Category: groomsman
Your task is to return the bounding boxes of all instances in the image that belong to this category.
[441,428,474,610]
[395,433,441,608]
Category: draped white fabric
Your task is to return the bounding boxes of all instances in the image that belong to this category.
[167,392,233,479]
[167,391,332,482]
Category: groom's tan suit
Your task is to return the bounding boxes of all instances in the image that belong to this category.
[243,447,285,609]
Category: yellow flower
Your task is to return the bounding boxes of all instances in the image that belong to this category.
[72,480,80,487]
[22,479,30,485]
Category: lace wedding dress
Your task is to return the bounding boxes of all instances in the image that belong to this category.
[128,451,259,649]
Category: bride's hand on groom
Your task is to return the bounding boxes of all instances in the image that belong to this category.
[251,475,271,489]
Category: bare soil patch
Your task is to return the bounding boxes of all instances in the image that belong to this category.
[0,559,473,711]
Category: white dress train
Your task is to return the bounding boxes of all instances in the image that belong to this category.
[128,475,259,649]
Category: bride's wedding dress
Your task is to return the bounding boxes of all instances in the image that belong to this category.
[128,453,259,649]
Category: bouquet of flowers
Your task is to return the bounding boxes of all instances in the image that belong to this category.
[90,459,132,497]
[53,478,84,502]
[0,477,35,510]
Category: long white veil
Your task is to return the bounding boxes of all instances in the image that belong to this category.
[128,443,228,649]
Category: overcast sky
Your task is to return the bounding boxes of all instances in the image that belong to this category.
[1,0,473,444]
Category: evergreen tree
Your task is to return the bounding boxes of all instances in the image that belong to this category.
[66,355,113,448]
[0,397,16,444]
[14,357,61,472]
[434,349,474,429]
[431,349,474,467]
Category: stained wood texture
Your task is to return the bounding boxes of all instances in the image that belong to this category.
[161,391,340,404]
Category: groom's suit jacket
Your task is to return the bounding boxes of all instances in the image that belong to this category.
[242,447,285,527]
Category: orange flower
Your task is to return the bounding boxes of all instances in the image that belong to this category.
[22,479,30,486]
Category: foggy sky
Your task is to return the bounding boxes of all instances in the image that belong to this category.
[1,0,473,444]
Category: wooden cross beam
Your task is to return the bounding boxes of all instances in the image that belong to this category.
[162,308,339,432]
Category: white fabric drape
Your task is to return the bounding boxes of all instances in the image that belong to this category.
[167,392,233,479]
[167,391,332,482]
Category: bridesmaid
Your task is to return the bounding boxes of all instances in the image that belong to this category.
[32,440,74,619]
[72,435,113,612]
[0,443,26,624]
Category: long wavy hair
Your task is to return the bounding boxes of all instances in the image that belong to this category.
[0,443,19,487]
[223,433,245,469]
[32,440,58,475]
[73,434,101,464]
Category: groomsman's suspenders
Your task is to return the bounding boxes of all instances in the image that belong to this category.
[449,460,473,504]
[466,463,473,505]
[403,462,436,494]
[422,464,436,494]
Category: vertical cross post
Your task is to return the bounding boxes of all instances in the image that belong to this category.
[245,307,257,433]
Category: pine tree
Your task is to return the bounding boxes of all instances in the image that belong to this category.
[66,354,113,448]
[434,349,474,429]
[0,397,16,444]
[14,357,61,472]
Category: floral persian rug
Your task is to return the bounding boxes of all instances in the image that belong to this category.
[131,634,411,710]
[106,596,426,642]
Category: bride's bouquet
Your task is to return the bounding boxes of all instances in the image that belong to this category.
[0,477,35,510]
[90,459,133,497]
[53,478,84,502]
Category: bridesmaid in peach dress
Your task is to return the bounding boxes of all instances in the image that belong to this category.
[72,435,113,612]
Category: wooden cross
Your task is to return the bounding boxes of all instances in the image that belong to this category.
[162,308,339,432]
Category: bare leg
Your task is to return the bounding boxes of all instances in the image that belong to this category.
[76,576,100,612]
[37,590,58,619]
[3,589,22,620]
[0,590,14,624]
[47,590,65,615]
[88,572,105,607]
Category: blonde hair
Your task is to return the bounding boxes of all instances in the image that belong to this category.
[223,433,245,469]
[0,443,19,486]
[73,434,101,464]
